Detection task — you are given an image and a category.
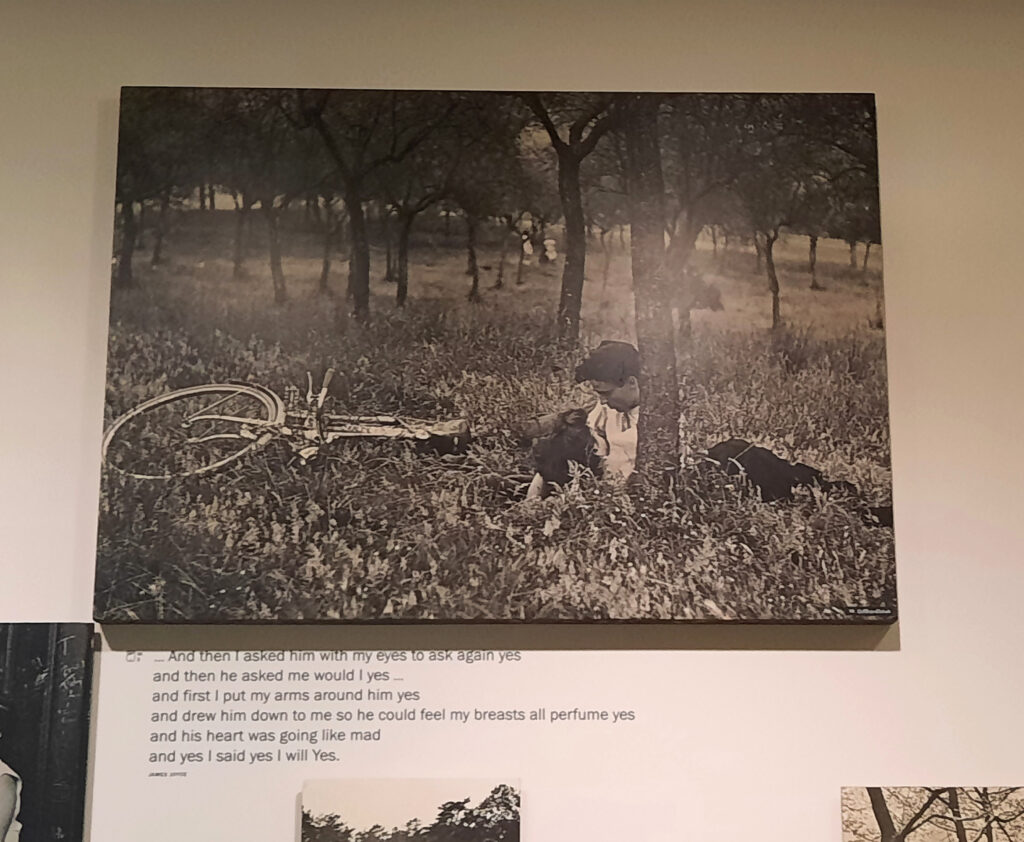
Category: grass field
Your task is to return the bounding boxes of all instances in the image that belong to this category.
[95,210,895,623]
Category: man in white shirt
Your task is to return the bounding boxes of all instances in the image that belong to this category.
[525,341,641,497]
[576,341,641,480]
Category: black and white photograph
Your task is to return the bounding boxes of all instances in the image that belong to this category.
[843,788,1024,842]
[302,778,520,842]
[95,87,895,624]
[0,624,93,842]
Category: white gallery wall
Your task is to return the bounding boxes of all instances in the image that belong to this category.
[2,1,1024,839]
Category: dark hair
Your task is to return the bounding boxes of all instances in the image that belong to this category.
[532,408,602,489]
[574,341,640,386]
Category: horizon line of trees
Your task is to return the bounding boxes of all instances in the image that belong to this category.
[114,88,880,327]
[302,783,520,842]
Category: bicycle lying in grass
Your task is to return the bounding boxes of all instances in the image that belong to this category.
[101,369,472,480]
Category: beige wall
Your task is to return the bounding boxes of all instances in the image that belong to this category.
[2,1,1023,836]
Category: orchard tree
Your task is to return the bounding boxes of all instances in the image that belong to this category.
[831,169,881,282]
[731,96,839,331]
[584,173,629,287]
[790,175,836,290]
[254,94,326,302]
[113,88,200,288]
[523,92,620,341]
[314,190,346,296]
[580,131,629,288]
[659,94,764,324]
[376,146,456,307]
[376,94,528,305]
[208,89,327,303]
[780,93,882,281]
[204,88,326,288]
[446,116,529,303]
[295,89,461,321]
[734,149,808,330]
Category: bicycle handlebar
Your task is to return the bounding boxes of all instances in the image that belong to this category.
[317,368,335,408]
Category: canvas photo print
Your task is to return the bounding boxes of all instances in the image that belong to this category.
[843,788,1024,842]
[96,87,895,623]
[0,623,93,842]
[302,778,520,842]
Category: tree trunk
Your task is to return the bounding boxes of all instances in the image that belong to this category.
[861,240,872,284]
[383,210,395,283]
[710,224,718,260]
[765,231,781,329]
[151,191,170,267]
[136,201,147,249]
[335,207,349,250]
[808,234,822,290]
[515,236,527,286]
[115,200,137,289]
[262,204,287,304]
[207,183,216,211]
[868,788,900,842]
[345,190,371,320]
[494,227,511,289]
[980,788,996,842]
[947,789,970,842]
[848,239,858,269]
[396,211,414,307]
[624,94,680,485]
[873,285,885,329]
[318,201,335,296]
[232,200,252,280]
[198,183,207,211]
[600,229,612,288]
[466,215,481,302]
[555,154,587,341]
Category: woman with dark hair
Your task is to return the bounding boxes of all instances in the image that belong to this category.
[0,700,22,842]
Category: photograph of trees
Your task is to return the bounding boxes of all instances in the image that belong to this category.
[302,779,519,842]
[844,788,1024,842]
[0,624,93,842]
[95,87,895,624]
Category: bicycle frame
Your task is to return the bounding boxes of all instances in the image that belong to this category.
[101,369,471,480]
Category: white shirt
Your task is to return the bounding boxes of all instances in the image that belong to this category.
[587,403,639,480]
[0,760,22,842]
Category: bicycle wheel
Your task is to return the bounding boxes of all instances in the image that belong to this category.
[102,383,286,479]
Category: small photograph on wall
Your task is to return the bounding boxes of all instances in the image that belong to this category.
[843,787,1024,841]
[0,623,93,842]
[95,86,896,624]
[302,778,520,842]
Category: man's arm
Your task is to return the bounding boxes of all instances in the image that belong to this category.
[524,472,547,500]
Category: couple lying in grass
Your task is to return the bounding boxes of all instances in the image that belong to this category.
[524,340,893,527]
